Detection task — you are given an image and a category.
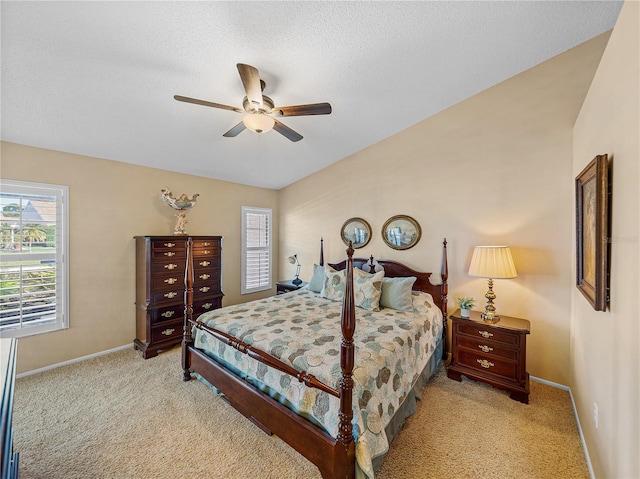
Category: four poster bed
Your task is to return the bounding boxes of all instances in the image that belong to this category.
[181,239,449,479]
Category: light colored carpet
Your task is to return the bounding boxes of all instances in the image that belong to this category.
[13,346,589,479]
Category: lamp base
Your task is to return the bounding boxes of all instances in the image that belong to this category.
[481,312,500,324]
[292,277,302,285]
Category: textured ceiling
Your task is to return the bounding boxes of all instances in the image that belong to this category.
[1,1,623,189]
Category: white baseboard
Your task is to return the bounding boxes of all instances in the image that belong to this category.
[16,344,132,379]
[531,375,594,479]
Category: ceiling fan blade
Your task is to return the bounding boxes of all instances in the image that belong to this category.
[222,122,246,137]
[273,119,303,142]
[237,63,263,110]
[174,95,243,113]
[275,103,332,117]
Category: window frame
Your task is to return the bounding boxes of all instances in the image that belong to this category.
[0,179,69,338]
[241,206,272,295]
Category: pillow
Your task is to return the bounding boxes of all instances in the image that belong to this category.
[380,276,417,311]
[320,266,346,301]
[307,264,325,293]
[353,267,384,311]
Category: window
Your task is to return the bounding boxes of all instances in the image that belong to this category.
[241,206,271,294]
[0,179,69,337]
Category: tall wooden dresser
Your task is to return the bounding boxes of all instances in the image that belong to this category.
[134,235,223,359]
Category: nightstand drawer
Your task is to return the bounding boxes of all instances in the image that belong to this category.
[456,322,520,347]
[456,337,518,360]
[456,349,518,380]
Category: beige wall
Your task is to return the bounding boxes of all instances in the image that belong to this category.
[1,141,279,373]
[572,2,639,478]
[279,33,611,386]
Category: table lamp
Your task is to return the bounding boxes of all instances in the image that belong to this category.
[468,246,517,323]
[287,254,302,285]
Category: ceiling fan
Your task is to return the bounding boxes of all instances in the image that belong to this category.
[174,63,332,142]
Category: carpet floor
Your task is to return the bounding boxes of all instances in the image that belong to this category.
[13,346,589,478]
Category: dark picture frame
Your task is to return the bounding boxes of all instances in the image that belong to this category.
[575,154,609,311]
[340,217,372,249]
[382,215,422,250]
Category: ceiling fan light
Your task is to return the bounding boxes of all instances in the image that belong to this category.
[242,113,274,134]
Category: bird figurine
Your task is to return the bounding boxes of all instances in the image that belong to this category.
[160,187,199,235]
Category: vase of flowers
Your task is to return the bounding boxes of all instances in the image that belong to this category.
[456,297,476,318]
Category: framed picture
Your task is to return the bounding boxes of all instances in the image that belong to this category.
[382,215,421,250]
[340,217,371,249]
[575,154,609,311]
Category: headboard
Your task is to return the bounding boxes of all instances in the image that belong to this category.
[326,238,449,317]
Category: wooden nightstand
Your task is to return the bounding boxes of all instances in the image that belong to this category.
[276,279,308,294]
[447,309,530,403]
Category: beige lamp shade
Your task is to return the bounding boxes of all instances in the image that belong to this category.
[468,246,517,279]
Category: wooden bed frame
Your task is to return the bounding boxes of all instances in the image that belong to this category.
[181,238,448,479]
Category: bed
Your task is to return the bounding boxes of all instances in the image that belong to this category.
[181,239,449,478]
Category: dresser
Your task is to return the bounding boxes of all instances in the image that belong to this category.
[447,309,530,403]
[134,235,223,359]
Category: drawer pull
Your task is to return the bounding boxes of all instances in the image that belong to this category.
[203,242,211,246]
[202,250,211,255]
[478,345,493,353]
[164,242,176,247]
[199,286,211,293]
[479,330,493,339]
[164,263,178,270]
[164,292,178,299]
[202,302,213,309]
[161,328,175,336]
[164,278,178,285]
[161,311,175,318]
[477,359,494,369]
[199,274,210,280]
[164,252,176,257]
[200,261,211,267]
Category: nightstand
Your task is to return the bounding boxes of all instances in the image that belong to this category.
[276,279,308,294]
[447,309,530,403]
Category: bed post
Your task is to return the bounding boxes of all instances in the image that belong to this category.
[337,242,356,477]
[440,238,449,360]
[319,237,324,266]
[182,236,194,381]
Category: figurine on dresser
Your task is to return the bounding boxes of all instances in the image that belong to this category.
[160,187,199,235]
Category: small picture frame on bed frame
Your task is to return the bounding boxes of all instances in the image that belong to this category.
[575,154,609,311]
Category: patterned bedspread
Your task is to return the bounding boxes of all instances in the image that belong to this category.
[193,288,443,478]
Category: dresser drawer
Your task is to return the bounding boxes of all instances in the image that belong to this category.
[456,321,520,347]
[193,238,219,249]
[456,349,518,381]
[456,337,518,361]
[151,248,186,261]
[151,274,184,291]
[151,304,184,324]
[194,296,222,316]
[150,288,183,304]
[150,260,185,274]
[151,319,183,343]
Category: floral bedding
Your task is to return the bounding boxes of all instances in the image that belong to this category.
[193,287,443,478]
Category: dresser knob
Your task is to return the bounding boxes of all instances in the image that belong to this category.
[477,359,494,369]
[199,286,210,293]
[164,292,178,299]
[164,278,178,284]
[164,263,178,270]
[202,250,211,255]
[164,243,176,247]
[203,242,211,246]
[202,303,212,309]
[164,252,176,257]
[161,328,175,336]
[161,311,175,318]
[478,345,493,353]
[200,261,211,267]
[479,330,493,339]
[199,274,210,280]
